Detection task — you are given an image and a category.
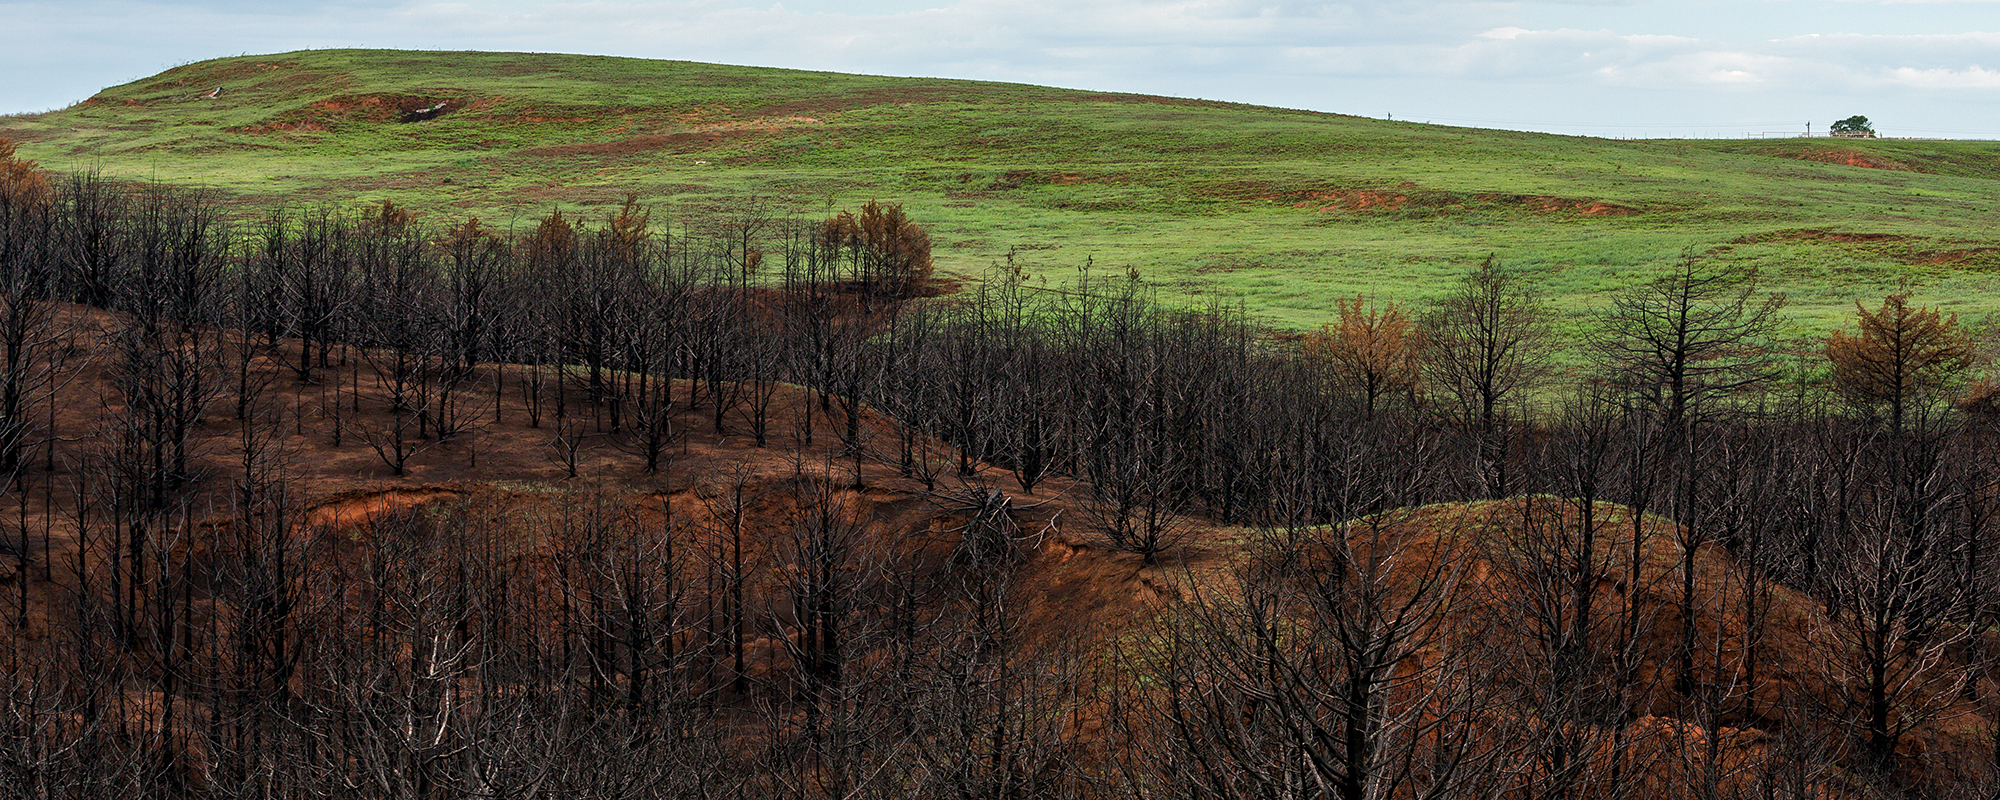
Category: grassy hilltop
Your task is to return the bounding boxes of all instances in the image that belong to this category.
[5,48,2000,330]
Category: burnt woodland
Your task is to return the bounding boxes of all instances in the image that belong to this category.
[7,147,2000,799]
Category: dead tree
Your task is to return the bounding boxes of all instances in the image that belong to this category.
[1421,256,1553,498]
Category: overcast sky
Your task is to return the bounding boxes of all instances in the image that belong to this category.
[3,0,1995,138]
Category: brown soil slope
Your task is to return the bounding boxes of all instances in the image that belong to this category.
[2,303,1993,796]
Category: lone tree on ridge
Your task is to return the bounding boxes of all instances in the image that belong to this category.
[1830,115,1876,137]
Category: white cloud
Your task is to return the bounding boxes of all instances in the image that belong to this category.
[1599,50,1804,87]
[1888,65,2000,87]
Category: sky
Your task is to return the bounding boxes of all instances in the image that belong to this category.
[2,0,1996,138]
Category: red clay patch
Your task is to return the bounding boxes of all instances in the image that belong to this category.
[1781,149,1906,171]
[307,488,466,529]
[231,92,469,134]
[1920,247,2000,265]
[1310,189,1406,211]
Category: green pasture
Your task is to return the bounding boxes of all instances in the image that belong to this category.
[6,48,2000,332]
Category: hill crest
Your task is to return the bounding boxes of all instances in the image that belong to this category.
[7,48,2000,332]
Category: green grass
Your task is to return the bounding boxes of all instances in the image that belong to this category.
[7,48,2000,333]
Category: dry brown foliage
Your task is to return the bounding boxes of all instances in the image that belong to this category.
[1307,294,1421,415]
[527,207,577,267]
[816,200,933,296]
[0,136,50,207]
[1827,292,1974,427]
[606,191,651,263]
[362,198,413,231]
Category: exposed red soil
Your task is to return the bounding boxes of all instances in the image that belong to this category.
[306,487,468,528]
[1920,247,2000,265]
[1781,149,1907,171]
[1290,188,1410,211]
[0,297,1209,695]
[229,92,473,134]
[1287,498,1997,791]
[2,300,1989,794]
[1528,196,1637,215]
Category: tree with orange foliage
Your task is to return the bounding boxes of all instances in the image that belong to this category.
[361,198,412,232]
[526,207,577,270]
[0,138,66,476]
[817,200,932,298]
[1309,294,1420,418]
[1827,292,1975,433]
[605,192,650,267]
[0,137,49,208]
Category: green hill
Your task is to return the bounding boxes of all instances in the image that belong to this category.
[6,48,2000,331]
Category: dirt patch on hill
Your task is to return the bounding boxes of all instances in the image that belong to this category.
[1289,496,1997,775]
[1920,247,2000,266]
[1781,149,1908,171]
[230,92,471,133]
[1512,195,1638,215]
[1294,188,1412,211]
[307,488,467,529]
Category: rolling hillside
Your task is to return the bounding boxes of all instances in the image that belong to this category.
[6,52,2000,795]
[6,48,2000,330]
